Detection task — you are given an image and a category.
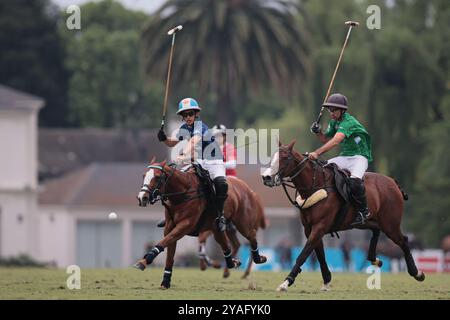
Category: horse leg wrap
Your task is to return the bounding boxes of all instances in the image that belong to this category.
[287,267,302,286]
[251,248,262,263]
[144,245,164,265]
[285,275,295,286]
[161,267,172,289]
[223,249,235,268]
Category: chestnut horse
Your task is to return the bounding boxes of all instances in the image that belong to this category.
[198,191,266,279]
[135,160,267,289]
[262,141,425,292]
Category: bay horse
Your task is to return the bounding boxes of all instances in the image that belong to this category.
[262,141,425,292]
[135,160,267,289]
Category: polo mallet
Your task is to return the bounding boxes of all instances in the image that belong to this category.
[315,21,359,124]
[161,25,183,130]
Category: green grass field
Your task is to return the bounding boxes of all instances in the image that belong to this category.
[0,267,449,300]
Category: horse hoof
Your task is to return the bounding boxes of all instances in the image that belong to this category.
[371,258,383,268]
[320,282,331,291]
[276,280,289,292]
[133,260,146,271]
[241,272,250,280]
[223,270,230,278]
[212,261,222,269]
[255,255,267,264]
[200,259,208,271]
[414,270,425,282]
[159,285,170,290]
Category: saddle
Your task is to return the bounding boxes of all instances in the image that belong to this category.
[324,162,352,203]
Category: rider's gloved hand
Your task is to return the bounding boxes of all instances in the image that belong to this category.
[310,122,321,134]
[157,128,167,141]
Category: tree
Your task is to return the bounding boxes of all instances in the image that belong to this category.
[62,0,162,128]
[406,97,450,247]
[141,0,311,127]
[0,0,68,126]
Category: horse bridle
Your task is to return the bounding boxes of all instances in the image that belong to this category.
[141,164,205,206]
[274,147,310,183]
[141,165,174,204]
[275,148,332,209]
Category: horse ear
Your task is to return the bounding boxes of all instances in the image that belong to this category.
[288,139,296,150]
[161,159,167,167]
[149,156,156,164]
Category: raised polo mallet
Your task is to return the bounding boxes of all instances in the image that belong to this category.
[315,21,359,124]
[161,25,183,130]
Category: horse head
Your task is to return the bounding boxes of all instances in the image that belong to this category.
[137,158,170,207]
[262,140,305,187]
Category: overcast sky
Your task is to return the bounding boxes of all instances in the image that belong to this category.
[52,0,166,14]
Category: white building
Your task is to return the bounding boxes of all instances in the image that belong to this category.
[0,85,43,259]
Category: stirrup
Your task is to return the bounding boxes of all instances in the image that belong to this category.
[351,212,367,227]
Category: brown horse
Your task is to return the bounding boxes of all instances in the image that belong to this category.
[262,141,425,291]
[198,192,266,279]
[135,160,267,289]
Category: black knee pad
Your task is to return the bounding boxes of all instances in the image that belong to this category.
[213,176,228,198]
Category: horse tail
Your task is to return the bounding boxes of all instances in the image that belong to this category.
[394,178,408,201]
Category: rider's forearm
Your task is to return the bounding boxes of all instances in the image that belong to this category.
[315,137,339,156]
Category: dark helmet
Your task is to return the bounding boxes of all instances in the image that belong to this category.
[323,93,348,110]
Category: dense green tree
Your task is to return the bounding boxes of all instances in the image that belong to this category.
[406,97,450,246]
[0,0,68,126]
[62,0,162,128]
[141,0,311,127]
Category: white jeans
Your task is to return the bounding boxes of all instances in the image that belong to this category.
[327,155,368,179]
[196,159,226,180]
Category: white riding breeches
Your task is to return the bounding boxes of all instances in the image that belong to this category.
[196,159,226,180]
[327,155,368,179]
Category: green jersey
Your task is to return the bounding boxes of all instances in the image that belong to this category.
[324,112,373,162]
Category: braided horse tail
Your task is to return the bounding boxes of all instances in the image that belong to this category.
[394,178,408,201]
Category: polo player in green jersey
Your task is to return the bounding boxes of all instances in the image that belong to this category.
[309,93,373,226]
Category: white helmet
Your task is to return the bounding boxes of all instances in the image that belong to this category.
[176,97,201,115]
[211,124,226,136]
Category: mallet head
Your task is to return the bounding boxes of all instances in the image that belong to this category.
[345,21,360,27]
[168,25,183,35]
